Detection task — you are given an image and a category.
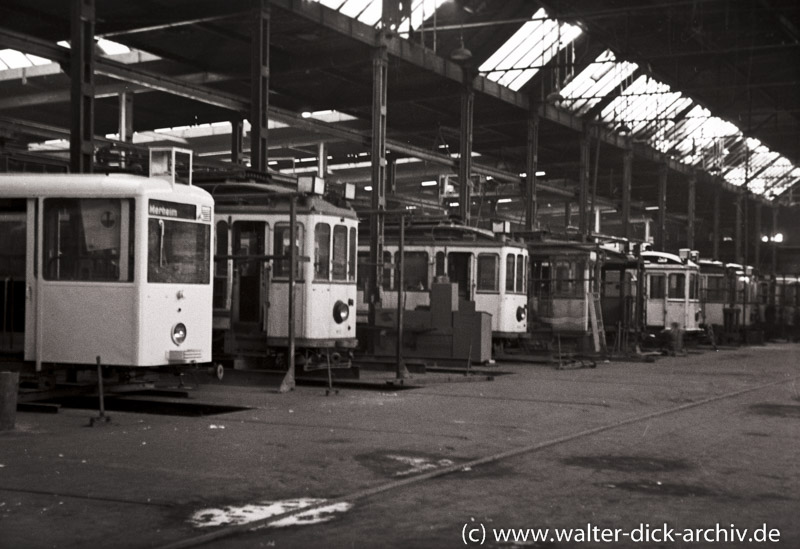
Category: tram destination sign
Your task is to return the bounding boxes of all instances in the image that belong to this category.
[149,199,196,220]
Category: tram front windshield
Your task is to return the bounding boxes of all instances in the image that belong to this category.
[148,218,210,284]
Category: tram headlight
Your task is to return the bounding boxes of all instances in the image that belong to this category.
[333,300,350,324]
[516,306,527,322]
[171,323,187,345]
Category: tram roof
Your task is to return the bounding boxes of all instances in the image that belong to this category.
[641,250,698,268]
[0,173,213,203]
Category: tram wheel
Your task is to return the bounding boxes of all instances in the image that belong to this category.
[213,363,224,381]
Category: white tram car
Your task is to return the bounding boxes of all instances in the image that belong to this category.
[205,183,358,369]
[0,173,214,371]
[641,250,702,334]
[357,221,528,339]
[698,260,759,332]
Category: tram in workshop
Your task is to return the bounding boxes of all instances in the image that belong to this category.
[356,220,529,341]
[0,149,214,375]
[698,259,761,341]
[201,176,359,371]
[640,249,703,335]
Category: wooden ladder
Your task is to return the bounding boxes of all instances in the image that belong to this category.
[587,292,607,355]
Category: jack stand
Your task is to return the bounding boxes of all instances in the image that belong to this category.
[89,356,111,427]
[279,363,295,393]
[325,352,339,396]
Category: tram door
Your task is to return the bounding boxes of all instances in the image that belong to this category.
[646,273,667,328]
[447,252,472,300]
[0,201,27,354]
[232,221,267,326]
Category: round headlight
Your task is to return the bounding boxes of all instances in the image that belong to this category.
[333,301,350,324]
[172,323,187,345]
[516,306,527,322]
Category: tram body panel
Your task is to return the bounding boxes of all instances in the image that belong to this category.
[0,174,214,369]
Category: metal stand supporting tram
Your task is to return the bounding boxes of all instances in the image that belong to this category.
[0,149,215,380]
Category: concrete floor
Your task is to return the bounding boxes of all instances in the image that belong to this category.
[0,344,798,549]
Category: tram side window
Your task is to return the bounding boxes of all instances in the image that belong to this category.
[148,218,210,284]
[314,223,331,280]
[505,254,515,292]
[273,223,304,279]
[0,217,26,278]
[356,252,369,290]
[668,273,686,299]
[213,221,229,309]
[348,228,356,282]
[478,253,499,292]
[649,274,666,299]
[553,261,576,296]
[705,275,726,302]
[44,198,134,282]
[435,251,445,279]
[332,225,348,281]
[516,253,525,293]
[396,251,429,290]
[688,273,698,299]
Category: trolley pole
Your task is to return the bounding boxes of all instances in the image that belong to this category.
[280,196,297,393]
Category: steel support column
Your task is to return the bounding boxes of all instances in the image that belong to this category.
[578,124,590,237]
[458,73,474,224]
[687,173,696,249]
[118,92,133,143]
[70,0,95,173]
[771,206,778,276]
[250,1,270,172]
[712,188,720,260]
[621,139,632,240]
[230,116,244,165]
[735,192,744,265]
[754,202,762,271]
[317,141,328,178]
[564,202,572,229]
[368,41,389,335]
[656,163,667,250]
[524,109,539,231]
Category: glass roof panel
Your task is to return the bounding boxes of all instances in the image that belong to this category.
[561,50,637,116]
[479,8,582,92]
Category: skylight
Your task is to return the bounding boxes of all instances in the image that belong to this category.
[313,0,448,31]
[0,49,51,70]
[479,8,582,92]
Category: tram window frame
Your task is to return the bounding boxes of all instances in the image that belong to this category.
[332,225,348,281]
[348,227,356,282]
[478,253,500,293]
[148,217,210,285]
[516,253,525,293]
[688,272,698,300]
[505,254,515,292]
[553,260,581,297]
[0,214,26,279]
[314,222,331,281]
[649,274,666,299]
[272,222,305,280]
[704,275,726,302]
[668,273,686,299]
[435,251,446,279]
[396,250,429,291]
[44,198,135,283]
[213,220,229,309]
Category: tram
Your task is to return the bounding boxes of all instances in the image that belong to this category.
[0,169,214,373]
[202,178,358,370]
[356,221,529,340]
[698,260,761,340]
[640,250,702,334]
[527,236,637,352]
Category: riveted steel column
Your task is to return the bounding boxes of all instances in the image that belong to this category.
[621,139,632,240]
[712,187,720,260]
[524,109,539,231]
[250,1,270,172]
[70,0,95,173]
[230,116,244,165]
[687,172,696,249]
[118,92,133,168]
[317,141,328,178]
[771,206,778,276]
[656,163,667,250]
[368,41,388,334]
[754,201,762,270]
[735,192,744,264]
[458,73,474,224]
[564,201,572,229]
[578,124,590,237]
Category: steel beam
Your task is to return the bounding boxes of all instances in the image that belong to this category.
[687,172,696,249]
[458,74,474,224]
[525,108,539,230]
[368,41,389,336]
[621,139,632,240]
[735,192,744,264]
[230,116,244,165]
[657,163,667,251]
[70,0,95,173]
[578,124,590,237]
[250,1,270,172]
